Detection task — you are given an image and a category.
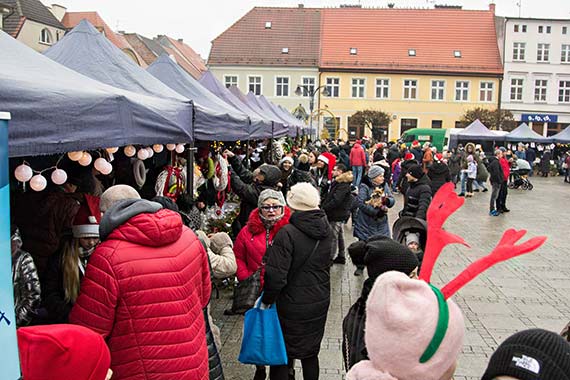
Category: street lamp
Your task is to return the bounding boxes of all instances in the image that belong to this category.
[295,84,330,140]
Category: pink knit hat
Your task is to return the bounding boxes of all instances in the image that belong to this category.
[347,183,547,380]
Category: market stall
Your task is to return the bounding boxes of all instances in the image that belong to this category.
[505,123,552,143]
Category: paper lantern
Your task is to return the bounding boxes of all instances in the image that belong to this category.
[106,147,119,154]
[166,143,176,151]
[175,144,185,154]
[14,164,33,183]
[51,169,67,185]
[137,149,149,160]
[99,162,113,175]
[124,145,136,157]
[94,158,109,173]
[30,174,47,191]
[78,152,92,166]
[67,151,84,161]
[146,147,154,158]
[153,144,164,153]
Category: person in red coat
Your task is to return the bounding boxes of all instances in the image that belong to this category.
[69,185,211,380]
[350,140,367,188]
[497,149,511,213]
[233,189,290,380]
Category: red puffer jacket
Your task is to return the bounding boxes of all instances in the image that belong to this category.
[234,207,290,286]
[69,205,211,380]
[350,143,367,167]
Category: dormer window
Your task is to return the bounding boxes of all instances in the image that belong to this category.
[454,50,462,58]
[282,47,289,54]
[40,28,52,45]
[350,48,358,55]
[408,49,416,56]
[265,21,272,29]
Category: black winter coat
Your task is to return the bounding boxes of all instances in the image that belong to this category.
[321,172,353,222]
[342,278,374,370]
[387,145,400,165]
[400,175,432,220]
[427,162,451,195]
[397,159,418,195]
[262,210,332,359]
[284,169,316,196]
[487,156,504,185]
[411,147,423,162]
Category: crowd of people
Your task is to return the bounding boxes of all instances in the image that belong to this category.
[8,135,570,380]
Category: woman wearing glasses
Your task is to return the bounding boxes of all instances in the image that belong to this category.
[233,189,291,380]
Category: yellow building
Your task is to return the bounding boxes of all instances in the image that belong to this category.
[318,5,503,141]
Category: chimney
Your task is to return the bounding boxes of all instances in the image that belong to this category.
[489,2,496,14]
[49,4,67,22]
[298,4,304,8]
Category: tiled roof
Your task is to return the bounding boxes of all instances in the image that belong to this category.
[156,35,207,79]
[61,12,146,67]
[3,0,64,37]
[208,7,322,67]
[320,7,503,76]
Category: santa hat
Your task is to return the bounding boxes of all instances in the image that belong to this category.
[411,140,420,148]
[18,324,111,380]
[404,152,414,161]
[318,152,337,180]
[434,153,443,162]
[347,183,546,380]
[72,195,101,239]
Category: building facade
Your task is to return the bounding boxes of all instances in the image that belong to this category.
[499,17,570,136]
[2,0,65,52]
[208,6,321,117]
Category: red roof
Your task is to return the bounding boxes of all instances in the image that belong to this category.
[61,12,146,67]
[208,7,322,67]
[156,36,207,79]
[320,7,503,76]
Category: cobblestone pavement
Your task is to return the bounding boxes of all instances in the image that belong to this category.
[211,177,570,380]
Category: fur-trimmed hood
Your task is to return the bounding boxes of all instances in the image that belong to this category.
[247,206,291,235]
[335,171,354,184]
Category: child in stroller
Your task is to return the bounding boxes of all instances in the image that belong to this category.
[509,159,533,190]
[392,216,427,270]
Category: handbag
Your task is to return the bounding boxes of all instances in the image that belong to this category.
[230,268,262,314]
[238,294,288,366]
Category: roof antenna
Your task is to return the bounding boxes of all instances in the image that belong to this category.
[516,0,522,17]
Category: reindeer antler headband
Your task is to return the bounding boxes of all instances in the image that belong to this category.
[417,183,546,363]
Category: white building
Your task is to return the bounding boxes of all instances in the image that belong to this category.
[499,17,570,136]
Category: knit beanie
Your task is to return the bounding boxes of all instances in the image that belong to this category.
[18,324,111,380]
[368,165,385,180]
[349,271,465,380]
[482,329,570,380]
[287,182,320,211]
[348,236,419,280]
[407,164,424,179]
[258,189,286,208]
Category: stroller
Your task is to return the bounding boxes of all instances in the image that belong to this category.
[509,168,533,190]
[392,216,428,269]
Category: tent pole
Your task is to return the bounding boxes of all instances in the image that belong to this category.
[187,101,196,200]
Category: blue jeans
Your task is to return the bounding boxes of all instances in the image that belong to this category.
[352,166,363,188]
[460,172,467,194]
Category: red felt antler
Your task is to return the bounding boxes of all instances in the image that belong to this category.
[419,183,470,282]
[441,229,547,299]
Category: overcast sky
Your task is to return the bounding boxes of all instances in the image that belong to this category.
[49,0,570,58]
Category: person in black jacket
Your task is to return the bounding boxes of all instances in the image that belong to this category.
[225,150,282,231]
[427,153,451,195]
[396,153,418,196]
[399,165,432,220]
[262,183,333,380]
[487,150,504,216]
[321,164,353,264]
[342,236,419,370]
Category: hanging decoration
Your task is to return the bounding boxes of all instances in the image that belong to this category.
[78,152,92,166]
[29,174,47,191]
[50,169,67,185]
[153,144,164,153]
[175,144,185,154]
[166,143,176,151]
[67,151,84,161]
[124,145,136,157]
[137,148,149,160]
[105,147,119,154]
[14,164,33,183]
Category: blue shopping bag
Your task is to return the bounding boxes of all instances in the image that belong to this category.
[238,295,288,366]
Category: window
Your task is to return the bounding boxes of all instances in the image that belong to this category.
[281,47,289,54]
[454,50,462,58]
[479,82,494,102]
[431,80,445,101]
[563,26,568,35]
[522,25,527,32]
[408,49,416,56]
[265,21,272,29]
[40,28,52,44]
[375,78,390,99]
[403,79,417,100]
[513,42,526,61]
[323,117,340,138]
[562,45,570,63]
[302,77,315,96]
[559,81,570,103]
[534,79,548,102]
[224,75,238,89]
[546,26,551,34]
[538,25,544,33]
[510,78,524,101]
[455,81,470,101]
[350,48,358,55]
[351,78,365,98]
[248,76,262,95]
[400,118,418,133]
[537,43,550,62]
[514,24,519,32]
[432,120,443,129]
[275,77,289,97]
[326,77,340,98]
